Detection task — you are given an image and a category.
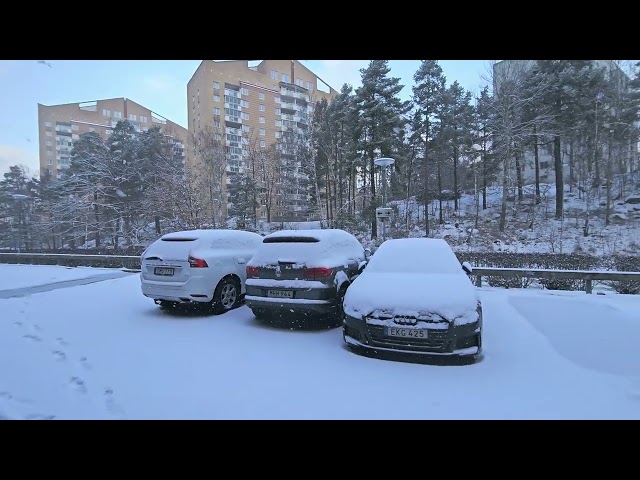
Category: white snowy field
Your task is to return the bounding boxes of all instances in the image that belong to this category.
[1,264,639,420]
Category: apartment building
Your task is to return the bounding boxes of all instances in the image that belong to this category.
[38,98,188,179]
[187,60,337,222]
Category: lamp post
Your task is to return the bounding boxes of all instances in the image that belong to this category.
[374,157,395,241]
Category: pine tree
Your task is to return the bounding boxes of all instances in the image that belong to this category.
[355,60,410,238]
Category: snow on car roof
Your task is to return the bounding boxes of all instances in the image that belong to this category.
[365,238,462,275]
[161,229,261,241]
[263,229,356,242]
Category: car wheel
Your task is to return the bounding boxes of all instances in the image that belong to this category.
[211,277,240,314]
[330,286,348,328]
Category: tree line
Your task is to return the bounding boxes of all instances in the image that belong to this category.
[1,60,639,250]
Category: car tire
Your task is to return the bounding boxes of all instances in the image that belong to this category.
[159,300,177,310]
[330,286,348,329]
[211,277,240,314]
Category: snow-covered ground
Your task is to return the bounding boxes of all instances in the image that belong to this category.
[1,264,639,420]
[0,264,123,291]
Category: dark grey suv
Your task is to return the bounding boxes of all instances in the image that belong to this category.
[245,229,367,327]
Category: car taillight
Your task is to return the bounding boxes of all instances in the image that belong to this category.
[303,267,333,280]
[246,265,258,278]
[188,255,208,268]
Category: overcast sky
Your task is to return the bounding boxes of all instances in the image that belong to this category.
[0,60,492,178]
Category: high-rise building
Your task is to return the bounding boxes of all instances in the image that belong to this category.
[187,60,337,222]
[38,97,188,179]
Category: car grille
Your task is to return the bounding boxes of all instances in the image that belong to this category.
[366,324,449,350]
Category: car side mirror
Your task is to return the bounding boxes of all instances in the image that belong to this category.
[358,260,367,273]
[462,261,473,275]
[364,248,372,259]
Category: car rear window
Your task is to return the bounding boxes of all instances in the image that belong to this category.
[161,238,198,242]
[262,236,319,243]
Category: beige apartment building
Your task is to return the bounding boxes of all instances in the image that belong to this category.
[187,60,337,222]
[38,97,188,179]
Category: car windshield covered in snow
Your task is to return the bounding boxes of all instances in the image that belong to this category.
[365,238,463,275]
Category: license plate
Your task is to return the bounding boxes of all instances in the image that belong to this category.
[268,290,293,299]
[154,267,175,276]
[385,327,428,339]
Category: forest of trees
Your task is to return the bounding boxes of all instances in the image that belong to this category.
[1,60,639,250]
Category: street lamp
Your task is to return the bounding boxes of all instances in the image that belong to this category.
[374,157,395,241]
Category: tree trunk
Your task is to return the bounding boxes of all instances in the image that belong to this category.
[499,145,509,233]
[605,132,612,226]
[533,127,541,203]
[437,158,443,224]
[370,147,377,239]
[453,144,459,211]
[554,135,564,220]
[515,148,523,201]
[482,145,487,210]
[569,140,574,194]
[424,136,429,236]
[93,191,100,248]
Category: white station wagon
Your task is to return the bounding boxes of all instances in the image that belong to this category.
[140,229,263,313]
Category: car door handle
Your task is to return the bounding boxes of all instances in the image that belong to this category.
[236,258,246,264]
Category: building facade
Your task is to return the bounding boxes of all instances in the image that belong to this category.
[38,98,188,179]
[187,60,337,223]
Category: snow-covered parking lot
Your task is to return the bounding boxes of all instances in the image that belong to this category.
[1,264,639,420]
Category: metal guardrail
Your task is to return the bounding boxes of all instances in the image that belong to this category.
[472,267,640,294]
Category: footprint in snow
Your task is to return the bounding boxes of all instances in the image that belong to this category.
[104,388,126,419]
[68,377,87,394]
[56,337,69,347]
[52,350,67,361]
[13,321,23,328]
[23,334,42,342]
[79,357,92,370]
[24,414,55,420]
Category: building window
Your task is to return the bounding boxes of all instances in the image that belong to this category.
[129,114,137,121]
[259,116,265,124]
[214,120,221,128]
[260,140,266,148]
[241,112,249,120]
[258,104,265,112]
[45,121,52,128]
[140,115,148,123]
[102,109,110,116]
[270,70,278,80]
[45,140,52,146]
[114,111,122,119]
[213,81,220,90]
[214,107,220,116]
[282,73,289,83]
[241,87,248,96]
[276,109,281,115]
[275,132,281,139]
[46,131,52,137]
[214,95,220,102]
[275,97,280,104]
[306,81,313,90]
[259,92,265,100]
[47,159,52,165]
[241,100,249,108]
[275,120,282,127]
[89,127,95,132]
[296,79,303,86]
[46,149,52,155]
[259,128,265,136]
[242,125,250,133]
[214,133,222,141]
[111,121,118,128]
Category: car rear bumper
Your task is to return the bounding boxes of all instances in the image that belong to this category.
[245,295,336,314]
[343,314,481,356]
[141,277,213,303]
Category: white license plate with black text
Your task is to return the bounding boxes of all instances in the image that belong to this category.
[385,327,428,339]
[268,290,293,299]
[154,267,175,276]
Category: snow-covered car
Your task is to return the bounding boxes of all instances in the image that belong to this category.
[244,229,368,327]
[342,238,482,360]
[140,229,263,313]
